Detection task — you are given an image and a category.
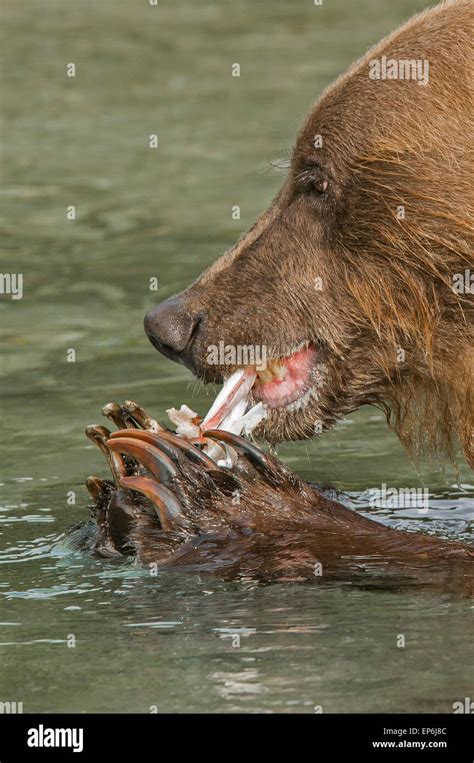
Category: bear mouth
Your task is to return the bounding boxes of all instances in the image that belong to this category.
[200,341,319,432]
[251,341,318,410]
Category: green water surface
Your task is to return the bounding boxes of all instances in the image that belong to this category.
[0,0,472,713]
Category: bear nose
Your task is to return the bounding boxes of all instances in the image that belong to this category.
[144,294,201,367]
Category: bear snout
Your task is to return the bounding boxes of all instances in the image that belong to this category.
[144,294,203,371]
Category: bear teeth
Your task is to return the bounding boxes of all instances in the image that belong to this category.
[256,360,287,384]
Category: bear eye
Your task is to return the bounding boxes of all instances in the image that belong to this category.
[295,166,329,195]
[314,176,329,193]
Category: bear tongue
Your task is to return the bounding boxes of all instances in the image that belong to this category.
[253,343,317,408]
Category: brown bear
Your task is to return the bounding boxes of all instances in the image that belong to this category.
[81,0,474,589]
[145,0,473,469]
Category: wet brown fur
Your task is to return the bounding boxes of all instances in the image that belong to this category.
[80,423,474,593]
[166,0,473,467]
[78,2,474,591]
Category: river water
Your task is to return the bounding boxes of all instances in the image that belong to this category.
[1,0,472,713]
